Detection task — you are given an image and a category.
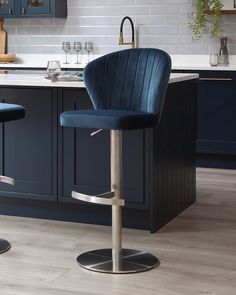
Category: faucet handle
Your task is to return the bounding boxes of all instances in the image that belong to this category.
[119,32,124,45]
[119,32,136,48]
[119,16,136,48]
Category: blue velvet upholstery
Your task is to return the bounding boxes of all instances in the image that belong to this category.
[60,109,158,130]
[0,103,25,123]
[60,48,171,130]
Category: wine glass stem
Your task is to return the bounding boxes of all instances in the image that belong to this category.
[77,52,79,64]
[88,52,90,63]
[66,52,68,64]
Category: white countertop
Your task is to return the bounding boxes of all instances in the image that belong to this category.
[0,53,236,71]
[0,72,199,88]
[171,55,236,71]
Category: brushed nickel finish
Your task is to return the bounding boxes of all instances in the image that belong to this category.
[90,129,103,136]
[72,191,124,207]
[77,249,159,274]
[199,78,233,81]
[75,130,159,274]
[0,175,15,185]
[0,239,11,254]
[111,130,123,272]
[0,175,14,253]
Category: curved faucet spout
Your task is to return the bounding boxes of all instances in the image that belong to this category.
[119,16,136,48]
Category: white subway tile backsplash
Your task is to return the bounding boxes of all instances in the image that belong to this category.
[136,16,164,25]
[4,0,236,55]
[149,5,178,15]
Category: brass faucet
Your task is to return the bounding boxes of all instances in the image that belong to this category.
[119,16,136,49]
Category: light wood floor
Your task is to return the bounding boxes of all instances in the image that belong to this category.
[0,168,235,295]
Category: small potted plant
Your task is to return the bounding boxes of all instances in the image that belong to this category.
[189,0,224,40]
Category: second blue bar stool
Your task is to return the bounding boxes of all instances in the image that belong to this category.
[60,48,171,274]
[0,103,25,253]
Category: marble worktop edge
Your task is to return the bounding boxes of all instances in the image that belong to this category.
[0,72,199,88]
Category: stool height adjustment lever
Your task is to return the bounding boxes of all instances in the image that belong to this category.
[91,129,103,136]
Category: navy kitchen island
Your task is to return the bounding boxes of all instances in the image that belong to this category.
[0,72,198,232]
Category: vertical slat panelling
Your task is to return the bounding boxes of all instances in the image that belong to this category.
[151,79,197,232]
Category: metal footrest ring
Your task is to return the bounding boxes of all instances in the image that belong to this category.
[77,249,160,274]
[0,176,15,185]
[72,191,124,207]
[0,239,11,254]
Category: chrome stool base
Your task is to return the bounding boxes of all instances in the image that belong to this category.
[0,239,11,254]
[74,131,159,274]
[0,177,14,254]
[77,249,160,274]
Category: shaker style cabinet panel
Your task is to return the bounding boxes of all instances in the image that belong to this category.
[59,89,146,208]
[0,0,67,18]
[0,81,196,232]
[0,0,16,17]
[197,79,236,155]
[172,69,236,162]
[20,0,50,16]
[0,87,57,201]
[0,80,196,232]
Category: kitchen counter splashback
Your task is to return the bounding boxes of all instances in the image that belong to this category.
[1,54,236,71]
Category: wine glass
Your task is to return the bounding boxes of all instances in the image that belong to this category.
[73,41,82,64]
[84,41,93,64]
[47,61,61,82]
[62,41,71,64]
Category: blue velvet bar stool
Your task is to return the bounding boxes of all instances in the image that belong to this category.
[0,103,25,253]
[60,48,171,274]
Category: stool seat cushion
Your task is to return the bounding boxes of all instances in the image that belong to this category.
[0,103,25,123]
[60,109,158,130]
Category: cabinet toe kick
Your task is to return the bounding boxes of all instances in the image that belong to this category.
[72,191,125,206]
[0,176,15,186]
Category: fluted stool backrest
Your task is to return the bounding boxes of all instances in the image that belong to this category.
[84,48,171,117]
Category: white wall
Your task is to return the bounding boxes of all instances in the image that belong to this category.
[4,0,236,55]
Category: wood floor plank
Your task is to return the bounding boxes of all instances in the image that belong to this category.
[0,167,235,295]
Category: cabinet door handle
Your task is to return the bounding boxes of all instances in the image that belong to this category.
[8,8,12,15]
[22,7,26,14]
[199,78,233,81]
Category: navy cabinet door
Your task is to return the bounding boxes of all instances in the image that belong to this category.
[0,87,57,201]
[1,0,67,18]
[59,89,146,208]
[197,80,236,155]
[0,0,15,16]
[20,0,50,16]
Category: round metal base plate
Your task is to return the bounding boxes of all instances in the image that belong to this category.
[0,239,11,254]
[77,249,160,274]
